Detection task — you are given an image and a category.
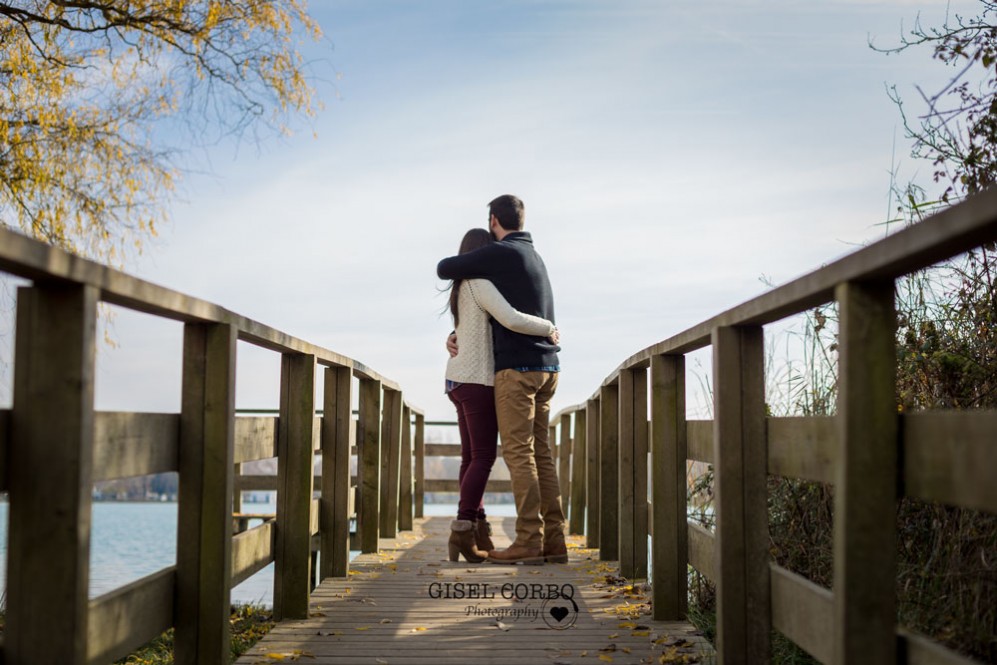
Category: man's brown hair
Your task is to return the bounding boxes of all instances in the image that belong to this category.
[488,194,525,231]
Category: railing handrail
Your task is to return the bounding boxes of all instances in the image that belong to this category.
[547,188,997,664]
[0,225,422,406]
[580,186,997,396]
[0,225,427,664]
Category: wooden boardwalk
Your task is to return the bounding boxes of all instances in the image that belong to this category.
[236,516,714,665]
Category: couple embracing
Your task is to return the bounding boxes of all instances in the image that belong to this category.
[437,194,565,566]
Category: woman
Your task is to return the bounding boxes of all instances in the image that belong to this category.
[444,228,560,563]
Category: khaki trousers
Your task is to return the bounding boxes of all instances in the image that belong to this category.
[494,369,565,548]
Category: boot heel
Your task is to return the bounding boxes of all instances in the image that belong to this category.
[448,542,460,562]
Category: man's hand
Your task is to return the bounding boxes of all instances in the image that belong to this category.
[446,333,459,357]
[550,328,560,345]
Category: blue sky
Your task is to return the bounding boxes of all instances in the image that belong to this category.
[5,0,975,421]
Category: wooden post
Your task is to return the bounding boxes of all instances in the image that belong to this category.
[274,352,316,621]
[321,365,353,578]
[175,321,237,664]
[712,325,769,664]
[7,284,97,664]
[650,354,688,620]
[618,367,649,579]
[833,281,898,665]
[379,388,403,538]
[414,413,425,519]
[558,413,572,512]
[550,424,558,465]
[358,378,382,553]
[569,408,587,536]
[399,405,414,531]
[233,463,243,516]
[599,383,619,560]
[586,398,600,548]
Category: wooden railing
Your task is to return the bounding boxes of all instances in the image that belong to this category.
[547,187,997,665]
[0,227,425,665]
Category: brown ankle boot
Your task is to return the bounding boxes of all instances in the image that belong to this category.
[543,528,568,563]
[487,542,545,565]
[448,520,486,563]
[474,519,494,552]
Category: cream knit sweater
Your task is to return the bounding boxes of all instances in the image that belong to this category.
[445,279,556,387]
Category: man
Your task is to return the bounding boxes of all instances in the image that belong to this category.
[436,194,566,565]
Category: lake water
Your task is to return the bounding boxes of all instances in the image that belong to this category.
[0,500,512,607]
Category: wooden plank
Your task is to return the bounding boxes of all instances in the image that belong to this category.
[399,405,414,532]
[236,474,318,491]
[275,352,316,621]
[358,378,382,553]
[767,416,836,483]
[833,280,898,665]
[899,629,983,665]
[425,443,462,457]
[87,567,175,665]
[234,416,278,464]
[176,322,237,665]
[424,479,512,493]
[236,516,714,665]
[414,413,425,518]
[688,522,716,583]
[7,284,97,664]
[650,354,688,620]
[569,408,587,536]
[770,563,833,664]
[903,410,997,513]
[380,388,403,538]
[585,398,600,548]
[321,365,353,579]
[599,383,619,560]
[92,412,179,481]
[686,420,713,463]
[712,325,769,663]
[0,409,7,492]
[427,443,507,457]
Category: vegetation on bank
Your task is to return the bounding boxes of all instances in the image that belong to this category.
[0,604,273,664]
[113,605,276,665]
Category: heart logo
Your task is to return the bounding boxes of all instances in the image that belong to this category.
[549,606,570,622]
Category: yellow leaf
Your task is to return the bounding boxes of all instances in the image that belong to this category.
[265,655,286,661]
[618,622,637,629]
[632,630,650,637]
[598,655,614,663]
[622,647,632,654]
[355,626,370,631]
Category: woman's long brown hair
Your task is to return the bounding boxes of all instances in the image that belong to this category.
[449,228,493,327]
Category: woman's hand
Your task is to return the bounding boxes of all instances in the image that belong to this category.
[549,328,560,345]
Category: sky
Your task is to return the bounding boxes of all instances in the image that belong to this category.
[0,0,979,422]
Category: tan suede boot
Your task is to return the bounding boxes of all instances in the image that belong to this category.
[487,542,545,565]
[448,520,486,563]
[543,528,568,563]
[474,519,494,553]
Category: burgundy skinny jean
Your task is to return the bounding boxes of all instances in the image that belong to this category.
[447,383,499,521]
